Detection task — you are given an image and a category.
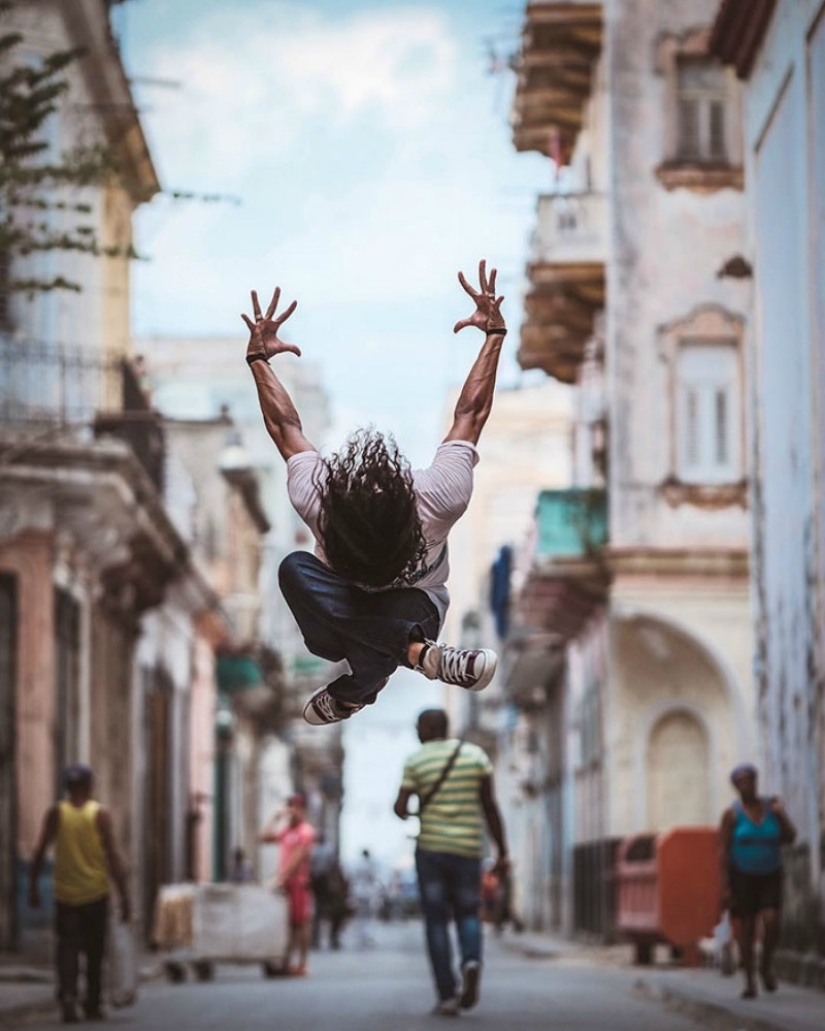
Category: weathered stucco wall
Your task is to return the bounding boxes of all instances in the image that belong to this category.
[607,0,751,550]
[741,0,825,959]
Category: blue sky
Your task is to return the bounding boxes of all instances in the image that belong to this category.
[118,0,550,466]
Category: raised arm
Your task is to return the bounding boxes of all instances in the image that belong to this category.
[242,287,315,461]
[444,259,507,446]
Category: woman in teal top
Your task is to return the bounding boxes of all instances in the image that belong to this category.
[719,764,796,999]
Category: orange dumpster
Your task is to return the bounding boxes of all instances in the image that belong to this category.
[615,827,721,965]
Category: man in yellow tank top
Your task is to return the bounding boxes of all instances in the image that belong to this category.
[28,765,131,1023]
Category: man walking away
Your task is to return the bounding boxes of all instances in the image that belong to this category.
[394,709,508,1016]
[29,765,131,1023]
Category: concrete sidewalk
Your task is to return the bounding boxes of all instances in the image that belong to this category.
[0,963,55,1028]
[0,955,164,1028]
[497,930,825,1031]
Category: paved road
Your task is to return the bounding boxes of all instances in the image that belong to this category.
[24,922,702,1031]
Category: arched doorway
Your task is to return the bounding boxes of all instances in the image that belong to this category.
[613,610,742,832]
[647,709,711,828]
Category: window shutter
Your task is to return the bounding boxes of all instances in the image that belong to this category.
[685,389,700,466]
[678,99,701,160]
[714,389,729,464]
[709,102,726,161]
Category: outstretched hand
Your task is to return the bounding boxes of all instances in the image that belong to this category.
[241,287,302,360]
[454,259,505,335]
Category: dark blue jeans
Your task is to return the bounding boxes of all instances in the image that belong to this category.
[278,551,440,706]
[415,849,482,1002]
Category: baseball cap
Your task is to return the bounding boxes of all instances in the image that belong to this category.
[288,792,307,808]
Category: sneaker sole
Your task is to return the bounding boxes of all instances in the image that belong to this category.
[459,961,481,1009]
[302,688,364,726]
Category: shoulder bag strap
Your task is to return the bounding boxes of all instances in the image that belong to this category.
[418,740,463,815]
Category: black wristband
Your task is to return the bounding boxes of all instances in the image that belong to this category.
[485,326,507,336]
[246,351,269,366]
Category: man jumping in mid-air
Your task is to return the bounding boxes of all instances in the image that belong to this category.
[242,260,506,726]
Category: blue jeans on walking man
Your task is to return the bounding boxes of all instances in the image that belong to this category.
[415,849,482,1002]
[278,551,441,706]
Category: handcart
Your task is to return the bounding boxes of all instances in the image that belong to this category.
[153,882,289,982]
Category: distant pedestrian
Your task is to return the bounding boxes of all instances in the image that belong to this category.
[229,847,254,884]
[309,833,336,949]
[719,763,796,998]
[350,848,380,948]
[28,764,131,1023]
[242,260,506,726]
[259,794,316,975]
[324,859,353,950]
[394,709,508,1017]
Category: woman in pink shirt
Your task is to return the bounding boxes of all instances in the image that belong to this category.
[259,794,316,975]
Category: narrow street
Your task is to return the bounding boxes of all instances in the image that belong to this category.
[21,923,702,1031]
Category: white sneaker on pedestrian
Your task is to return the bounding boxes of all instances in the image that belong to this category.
[431,998,460,1017]
[459,960,481,1010]
[303,687,364,726]
[416,642,497,693]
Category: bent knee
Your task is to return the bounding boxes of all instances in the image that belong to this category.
[278,551,316,590]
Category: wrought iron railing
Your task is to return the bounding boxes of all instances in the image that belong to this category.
[0,337,165,489]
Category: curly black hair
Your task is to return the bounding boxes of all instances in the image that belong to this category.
[315,428,428,588]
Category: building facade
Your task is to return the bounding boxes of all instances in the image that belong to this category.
[711,0,825,985]
[498,0,756,935]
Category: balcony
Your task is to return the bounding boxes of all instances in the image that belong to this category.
[0,338,165,490]
[513,489,609,646]
[518,255,605,385]
[535,488,607,558]
[512,2,603,158]
[532,192,607,266]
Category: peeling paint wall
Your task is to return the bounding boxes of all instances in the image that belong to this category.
[740,0,825,958]
[607,0,751,550]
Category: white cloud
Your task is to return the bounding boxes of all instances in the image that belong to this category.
[132,0,537,327]
[139,3,456,186]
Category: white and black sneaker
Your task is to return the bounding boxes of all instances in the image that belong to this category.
[459,960,481,1010]
[415,642,497,693]
[303,687,364,726]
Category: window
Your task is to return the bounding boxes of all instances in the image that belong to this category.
[654,30,743,192]
[676,57,728,162]
[676,340,739,483]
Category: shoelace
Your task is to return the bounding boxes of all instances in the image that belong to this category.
[438,648,477,686]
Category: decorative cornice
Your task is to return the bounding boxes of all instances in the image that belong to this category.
[655,162,744,193]
[709,0,777,80]
[604,546,749,579]
[660,478,749,511]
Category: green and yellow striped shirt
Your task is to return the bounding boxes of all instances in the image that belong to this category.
[402,738,493,858]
